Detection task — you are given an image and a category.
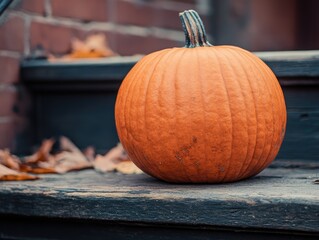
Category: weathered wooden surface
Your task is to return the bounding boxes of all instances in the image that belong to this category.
[278,86,319,161]
[0,161,318,236]
[21,51,319,86]
[256,51,319,78]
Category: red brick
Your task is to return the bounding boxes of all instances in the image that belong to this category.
[0,120,15,149]
[154,8,185,30]
[156,9,209,31]
[148,36,183,51]
[169,0,196,4]
[114,33,181,56]
[30,21,86,55]
[250,0,297,51]
[51,0,109,22]
[115,1,153,26]
[0,16,24,52]
[0,87,17,117]
[114,1,203,30]
[0,56,20,84]
[113,34,147,56]
[18,0,45,15]
[152,0,196,8]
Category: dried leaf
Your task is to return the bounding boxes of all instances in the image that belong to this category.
[94,154,122,172]
[54,137,92,174]
[60,34,117,59]
[20,161,56,174]
[93,143,127,172]
[19,137,92,174]
[116,161,143,174]
[24,138,55,163]
[54,152,92,173]
[59,136,82,153]
[93,143,142,174]
[0,164,38,181]
[0,149,21,170]
[83,146,96,162]
[21,139,56,174]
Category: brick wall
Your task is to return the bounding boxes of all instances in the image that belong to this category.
[8,0,209,57]
[0,0,209,150]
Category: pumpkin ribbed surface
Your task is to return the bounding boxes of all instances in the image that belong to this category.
[114,11,286,183]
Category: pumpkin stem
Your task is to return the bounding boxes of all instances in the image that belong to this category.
[179,10,212,48]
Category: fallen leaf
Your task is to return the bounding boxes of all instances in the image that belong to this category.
[21,162,56,174]
[24,138,55,163]
[116,161,143,174]
[18,137,93,174]
[94,154,121,173]
[54,137,92,173]
[72,34,116,58]
[93,143,142,174]
[50,34,117,60]
[83,146,96,162]
[93,143,127,172]
[0,149,21,170]
[0,164,38,181]
[20,139,56,174]
[0,136,142,180]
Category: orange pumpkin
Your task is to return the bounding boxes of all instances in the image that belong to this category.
[115,10,287,183]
